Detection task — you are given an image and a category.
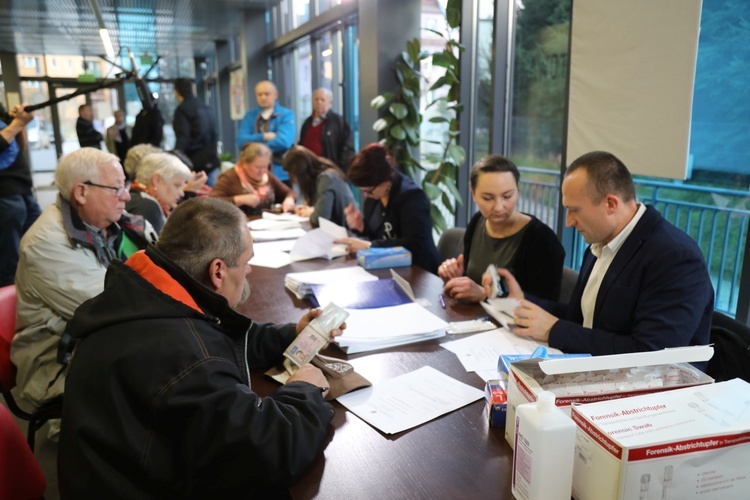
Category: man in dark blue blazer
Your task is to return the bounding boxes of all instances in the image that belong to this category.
[490,151,713,362]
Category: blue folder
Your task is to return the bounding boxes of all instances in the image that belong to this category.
[310,279,413,309]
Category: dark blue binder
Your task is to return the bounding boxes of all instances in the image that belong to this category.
[310,279,413,309]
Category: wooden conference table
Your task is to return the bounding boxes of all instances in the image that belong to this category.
[239,256,514,499]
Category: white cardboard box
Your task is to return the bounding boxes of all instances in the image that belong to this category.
[505,346,714,448]
[571,378,750,500]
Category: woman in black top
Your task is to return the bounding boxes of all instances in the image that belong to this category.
[438,155,564,301]
[340,143,440,273]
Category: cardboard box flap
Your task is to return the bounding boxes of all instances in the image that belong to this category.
[534,345,713,375]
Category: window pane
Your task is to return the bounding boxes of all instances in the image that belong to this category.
[319,32,333,91]
[474,0,494,161]
[509,2,570,171]
[295,41,313,131]
[292,0,311,29]
[16,54,46,77]
[21,81,54,171]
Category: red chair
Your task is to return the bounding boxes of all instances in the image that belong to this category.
[0,403,47,498]
[0,284,61,452]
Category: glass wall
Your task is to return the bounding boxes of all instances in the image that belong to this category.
[266,3,358,150]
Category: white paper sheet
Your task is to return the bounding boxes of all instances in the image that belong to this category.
[248,218,302,231]
[251,227,306,242]
[481,298,520,330]
[289,218,348,261]
[336,366,484,434]
[441,329,561,373]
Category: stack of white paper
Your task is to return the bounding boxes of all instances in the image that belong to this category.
[284,267,378,299]
[248,212,308,242]
[335,302,448,354]
[289,218,348,261]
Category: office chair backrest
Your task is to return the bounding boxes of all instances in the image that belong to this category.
[0,404,47,499]
[437,227,466,262]
[0,284,18,393]
[559,267,580,303]
[707,311,750,383]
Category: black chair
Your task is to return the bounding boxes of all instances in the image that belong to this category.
[437,227,466,262]
[559,266,579,303]
[707,311,750,382]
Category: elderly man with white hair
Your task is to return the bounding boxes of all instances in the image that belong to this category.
[127,152,192,233]
[11,147,157,418]
[299,87,354,171]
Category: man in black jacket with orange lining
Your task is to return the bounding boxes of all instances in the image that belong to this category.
[59,197,340,497]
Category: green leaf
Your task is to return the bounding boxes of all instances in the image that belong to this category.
[390,125,406,141]
[422,181,442,200]
[422,27,447,40]
[448,144,466,165]
[429,76,449,91]
[370,93,392,109]
[432,52,452,68]
[373,118,390,132]
[448,102,465,113]
[429,116,450,124]
[441,171,463,203]
[446,2,461,29]
[401,51,414,69]
[426,96,447,110]
[389,103,408,120]
[430,204,448,234]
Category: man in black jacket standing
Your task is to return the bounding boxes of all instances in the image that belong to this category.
[299,88,354,171]
[75,104,103,149]
[59,197,339,497]
[173,78,221,185]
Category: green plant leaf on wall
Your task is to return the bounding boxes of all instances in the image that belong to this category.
[390,103,408,120]
[448,144,466,165]
[370,93,393,109]
[430,204,448,233]
[373,118,390,132]
[389,125,406,140]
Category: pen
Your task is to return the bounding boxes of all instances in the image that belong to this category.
[438,294,446,309]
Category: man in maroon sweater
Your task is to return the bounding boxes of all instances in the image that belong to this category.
[298,88,354,171]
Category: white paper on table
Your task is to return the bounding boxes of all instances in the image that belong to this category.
[338,330,445,354]
[475,369,500,383]
[337,303,448,341]
[441,329,561,373]
[249,251,293,269]
[252,227,306,242]
[289,217,348,261]
[481,298,520,330]
[248,218,302,231]
[261,212,309,222]
[253,240,297,253]
[337,366,484,434]
[286,266,378,287]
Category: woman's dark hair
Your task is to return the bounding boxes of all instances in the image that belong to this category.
[282,145,342,202]
[347,143,397,187]
[469,155,520,191]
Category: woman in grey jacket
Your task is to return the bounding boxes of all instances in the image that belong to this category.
[283,145,354,227]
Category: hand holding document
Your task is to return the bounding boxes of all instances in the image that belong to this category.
[336,366,483,434]
[290,218,348,261]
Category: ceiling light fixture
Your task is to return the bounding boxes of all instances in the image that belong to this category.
[88,0,116,58]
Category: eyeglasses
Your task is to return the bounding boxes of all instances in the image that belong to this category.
[360,186,378,196]
[83,180,128,197]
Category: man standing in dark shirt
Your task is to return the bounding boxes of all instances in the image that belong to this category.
[173,78,220,185]
[76,104,103,149]
[299,88,354,171]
